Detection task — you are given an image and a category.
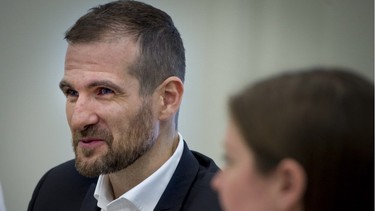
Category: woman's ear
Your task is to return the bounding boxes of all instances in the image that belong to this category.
[272,159,306,211]
[156,76,184,120]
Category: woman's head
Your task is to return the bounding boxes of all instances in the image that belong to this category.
[212,67,374,211]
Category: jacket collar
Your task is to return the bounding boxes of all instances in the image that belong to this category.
[154,142,199,211]
[80,183,100,211]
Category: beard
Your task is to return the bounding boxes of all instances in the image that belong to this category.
[72,100,156,177]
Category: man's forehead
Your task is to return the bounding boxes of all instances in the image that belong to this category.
[66,38,139,61]
[65,41,138,72]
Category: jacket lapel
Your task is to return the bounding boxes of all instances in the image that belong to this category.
[154,141,199,211]
[80,183,100,211]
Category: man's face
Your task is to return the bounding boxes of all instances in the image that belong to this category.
[60,38,157,177]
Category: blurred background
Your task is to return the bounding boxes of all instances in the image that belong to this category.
[0,0,373,210]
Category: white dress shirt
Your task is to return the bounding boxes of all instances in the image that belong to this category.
[94,133,184,211]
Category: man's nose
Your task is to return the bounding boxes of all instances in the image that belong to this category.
[69,96,99,132]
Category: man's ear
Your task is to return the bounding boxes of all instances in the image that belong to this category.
[272,158,306,211]
[156,76,184,120]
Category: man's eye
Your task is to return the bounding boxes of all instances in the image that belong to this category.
[97,88,114,95]
[65,89,78,97]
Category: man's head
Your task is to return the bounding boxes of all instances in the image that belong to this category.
[65,0,185,96]
[60,0,185,177]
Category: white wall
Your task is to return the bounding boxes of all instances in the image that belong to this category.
[0,0,373,210]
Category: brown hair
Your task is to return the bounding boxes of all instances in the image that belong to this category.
[230,67,374,211]
[64,0,185,96]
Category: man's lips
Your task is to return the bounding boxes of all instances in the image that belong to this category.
[78,138,106,148]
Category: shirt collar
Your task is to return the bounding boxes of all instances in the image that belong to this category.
[94,133,184,211]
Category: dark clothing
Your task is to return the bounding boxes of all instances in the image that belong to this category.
[28,142,222,211]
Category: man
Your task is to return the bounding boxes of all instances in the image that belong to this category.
[28,1,221,210]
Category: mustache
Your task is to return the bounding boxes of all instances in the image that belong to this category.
[72,125,113,145]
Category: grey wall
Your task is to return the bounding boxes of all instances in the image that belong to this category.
[0,0,373,210]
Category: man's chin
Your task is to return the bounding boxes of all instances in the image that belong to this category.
[74,154,104,177]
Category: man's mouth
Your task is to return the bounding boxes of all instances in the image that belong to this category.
[78,138,106,148]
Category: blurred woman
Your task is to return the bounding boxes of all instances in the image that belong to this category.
[212,67,374,211]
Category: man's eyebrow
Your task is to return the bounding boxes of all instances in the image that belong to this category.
[87,80,124,93]
[59,80,72,91]
[58,80,124,93]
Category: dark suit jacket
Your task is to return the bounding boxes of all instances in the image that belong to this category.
[28,142,222,211]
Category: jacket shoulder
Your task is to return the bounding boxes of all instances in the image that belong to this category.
[28,159,98,211]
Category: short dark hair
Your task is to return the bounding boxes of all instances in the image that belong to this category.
[65,0,185,96]
[230,67,374,211]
